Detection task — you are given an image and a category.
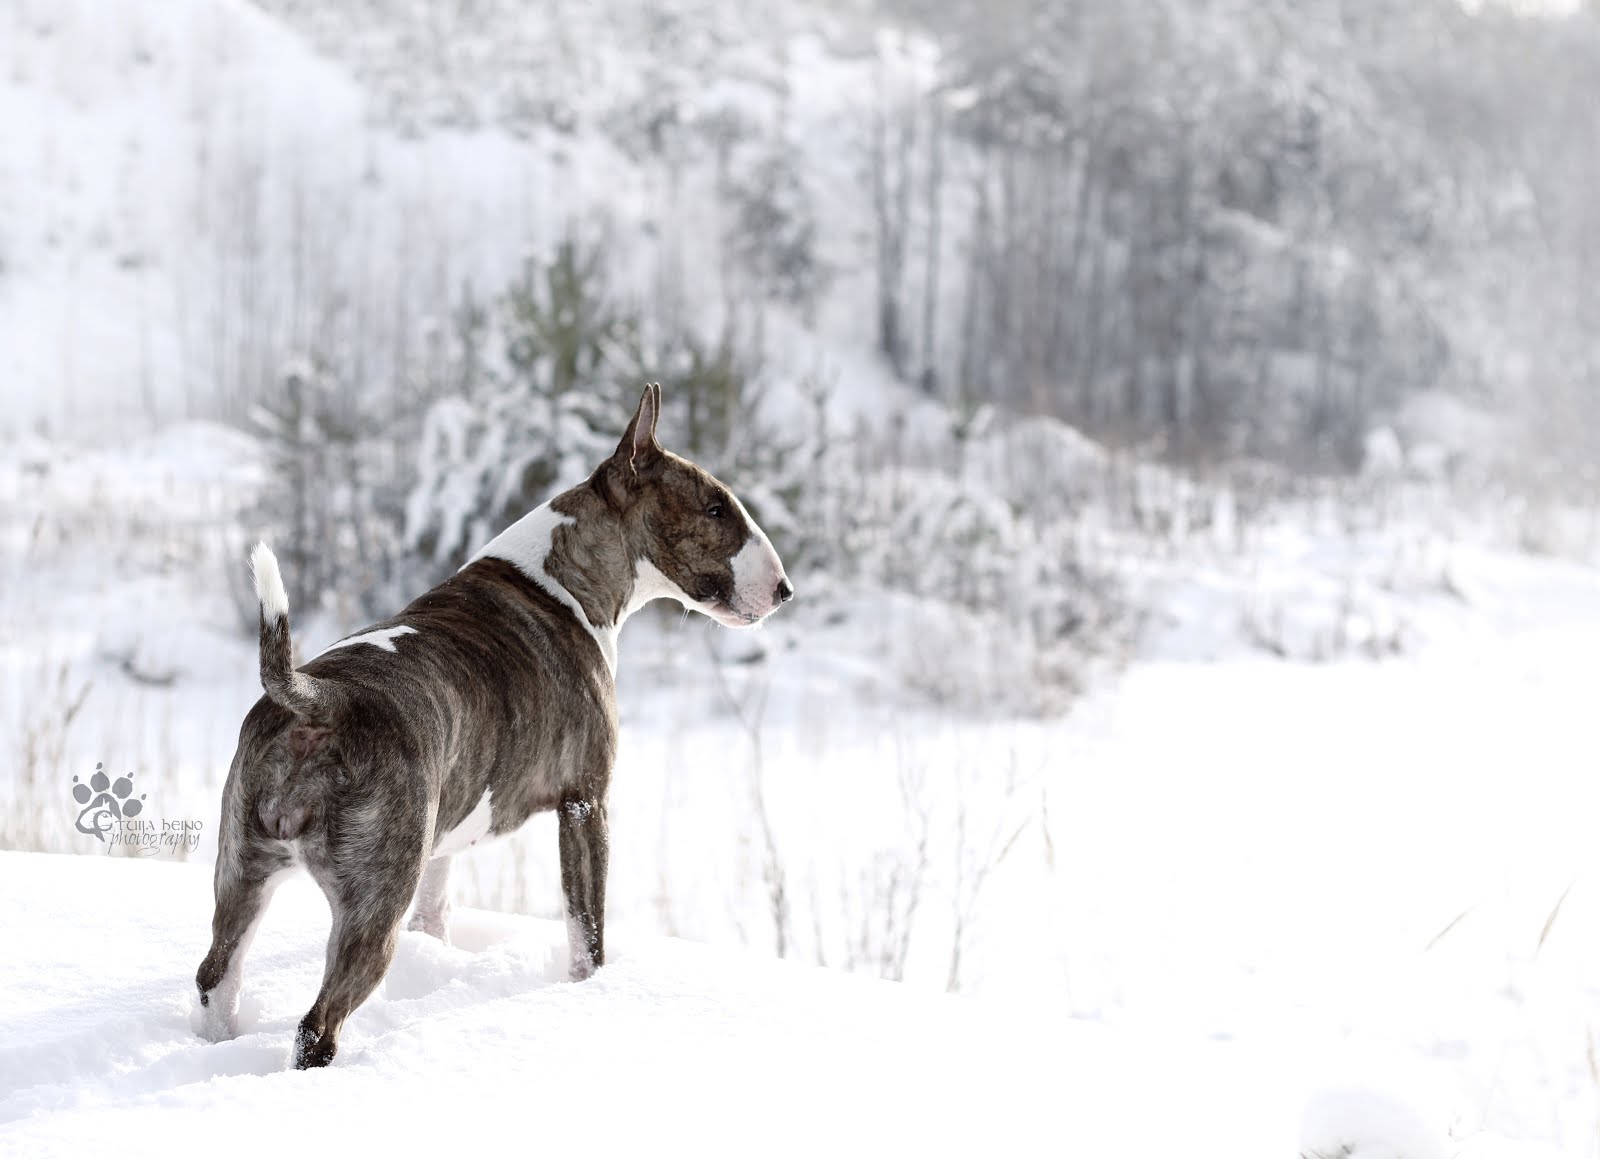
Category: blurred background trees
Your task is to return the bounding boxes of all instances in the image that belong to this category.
[11,0,1596,686]
[226,0,1600,488]
[201,0,1600,700]
[876,0,1597,473]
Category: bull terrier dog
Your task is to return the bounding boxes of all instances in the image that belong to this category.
[196,384,792,1068]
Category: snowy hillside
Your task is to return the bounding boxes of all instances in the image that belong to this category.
[0,0,916,439]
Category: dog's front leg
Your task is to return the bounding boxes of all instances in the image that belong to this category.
[558,796,608,981]
[407,856,453,942]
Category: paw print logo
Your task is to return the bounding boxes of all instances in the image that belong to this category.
[71,764,145,842]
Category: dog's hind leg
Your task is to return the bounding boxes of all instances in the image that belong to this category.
[294,852,425,1069]
[406,855,453,942]
[559,796,608,981]
[196,838,288,1042]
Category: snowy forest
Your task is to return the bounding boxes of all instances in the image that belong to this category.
[5,0,1600,1153]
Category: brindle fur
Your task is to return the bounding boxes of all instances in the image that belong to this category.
[195,385,792,1068]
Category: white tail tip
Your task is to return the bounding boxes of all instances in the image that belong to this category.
[251,542,290,621]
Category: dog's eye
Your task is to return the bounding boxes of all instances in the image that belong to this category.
[706,504,724,519]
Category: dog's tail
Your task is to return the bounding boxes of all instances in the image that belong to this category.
[250,543,325,719]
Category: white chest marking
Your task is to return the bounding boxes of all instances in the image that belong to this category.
[433,789,495,858]
[320,625,418,656]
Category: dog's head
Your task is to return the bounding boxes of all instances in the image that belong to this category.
[599,384,793,628]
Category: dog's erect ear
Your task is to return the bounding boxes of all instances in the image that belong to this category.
[613,382,663,475]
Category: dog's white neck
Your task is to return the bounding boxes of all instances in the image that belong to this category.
[470,501,621,674]
[469,499,692,676]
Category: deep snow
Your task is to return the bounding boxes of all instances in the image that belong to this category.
[0,850,1298,1158]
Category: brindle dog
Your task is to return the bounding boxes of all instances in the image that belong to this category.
[196,384,793,1068]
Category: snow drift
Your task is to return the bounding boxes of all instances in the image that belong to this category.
[0,850,1357,1158]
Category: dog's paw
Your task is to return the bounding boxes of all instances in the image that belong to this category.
[293,1022,336,1069]
[195,988,239,1043]
[406,909,451,944]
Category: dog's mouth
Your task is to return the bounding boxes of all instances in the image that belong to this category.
[706,600,765,629]
[681,571,782,629]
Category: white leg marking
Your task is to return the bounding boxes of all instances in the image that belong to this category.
[566,911,596,981]
[408,857,454,942]
[198,867,293,1042]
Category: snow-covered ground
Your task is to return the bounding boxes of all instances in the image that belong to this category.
[0,848,1520,1159]
[0,850,1288,1158]
[5,0,1600,1154]
[5,425,1600,1157]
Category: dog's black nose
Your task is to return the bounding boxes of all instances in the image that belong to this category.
[776,578,794,604]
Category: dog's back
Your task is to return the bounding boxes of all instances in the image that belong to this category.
[233,556,617,862]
